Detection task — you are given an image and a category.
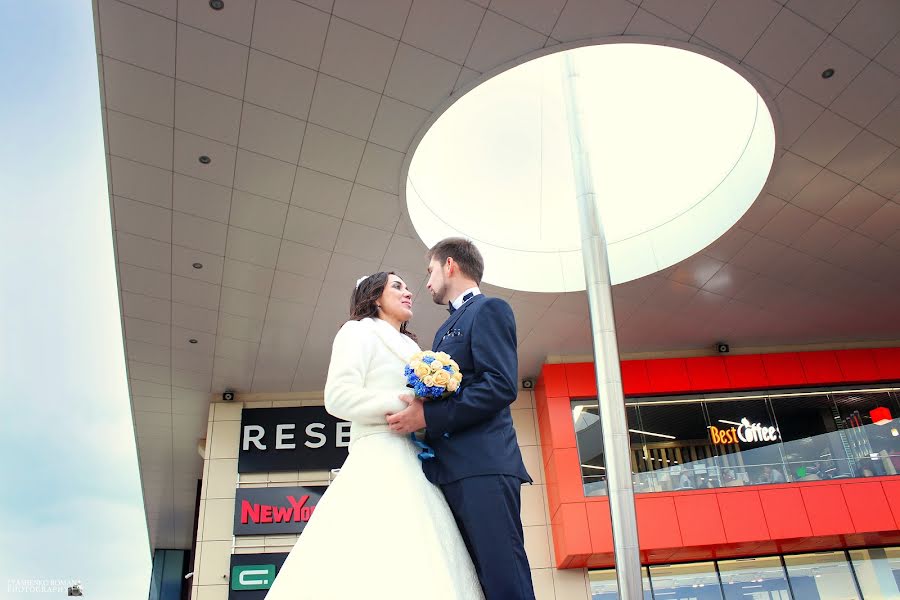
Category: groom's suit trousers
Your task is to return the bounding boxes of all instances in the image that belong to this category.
[441,475,536,600]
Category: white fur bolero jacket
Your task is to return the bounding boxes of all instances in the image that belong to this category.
[323,317,421,446]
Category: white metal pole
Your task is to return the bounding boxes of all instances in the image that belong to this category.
[561,54,643,599]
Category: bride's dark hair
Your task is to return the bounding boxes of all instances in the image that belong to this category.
[350,271,417,341]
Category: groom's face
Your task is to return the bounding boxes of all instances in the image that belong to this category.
[426,258,449,305]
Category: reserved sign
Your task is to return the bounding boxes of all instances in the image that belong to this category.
[238,406,349,473]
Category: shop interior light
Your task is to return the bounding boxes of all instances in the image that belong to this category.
[870,406,892,425]
[629,428,676,440]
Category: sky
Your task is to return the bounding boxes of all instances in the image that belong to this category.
[0,2,152,598]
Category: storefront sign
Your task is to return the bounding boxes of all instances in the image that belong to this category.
[228,552,288,600]
[234,486,326,536]
[709,417,779,445]
[238,406,349,473]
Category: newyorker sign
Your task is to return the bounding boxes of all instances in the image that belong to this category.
[233,486,327,536]
[238,406,349,473]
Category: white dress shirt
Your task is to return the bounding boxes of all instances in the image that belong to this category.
[450,286,481,310]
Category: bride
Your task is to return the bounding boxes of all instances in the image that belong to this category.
[263,272,484,600]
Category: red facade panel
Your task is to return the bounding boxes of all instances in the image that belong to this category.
[758,487,813,540]
[585,501,614,555]
[873,348,900,380]
[761,352,806,387]
[646,358,691,393]
[717,490,770,544]
[621,360,653,396]
[552,502,592,563]
[553,448,586,506]
[836,349,880,382]
[723,354,768,390]
[685,356,730,392]
[541,364,569,397]
[799,351,844,384]
[673,493,727,547]
[636,496,683,549]
[799,485,854,537]
[534,347,900,568]
[882,480,900,529]
[841,481,895,533]
[545,448,560,518]
[536,396,552,459]
[565,363,597,397]
[546,398,577,450]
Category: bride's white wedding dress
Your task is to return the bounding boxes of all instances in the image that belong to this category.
[263,317,484,600]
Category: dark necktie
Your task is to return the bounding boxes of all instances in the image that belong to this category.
[447,292,474,314]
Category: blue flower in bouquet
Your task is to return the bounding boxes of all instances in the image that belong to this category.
[404,351,463,400]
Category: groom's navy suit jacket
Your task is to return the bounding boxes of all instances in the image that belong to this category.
[422,294,531,485]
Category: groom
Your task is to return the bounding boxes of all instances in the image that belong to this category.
[387,237,535,600]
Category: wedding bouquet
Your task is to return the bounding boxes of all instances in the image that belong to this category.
[404,351,463,399]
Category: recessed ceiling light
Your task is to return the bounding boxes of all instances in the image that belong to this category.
[198,155,211,164]
[821,68,835,79]
[209,0,225,9]
[192,262,203,269]
[189,339,198,344]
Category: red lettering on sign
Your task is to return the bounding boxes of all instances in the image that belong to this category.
[241,494,318,527]
[241,500,260,524]
[287,495,310,522]
[273,505,293,523]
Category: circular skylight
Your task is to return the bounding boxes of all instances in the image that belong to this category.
[405,43,776,292]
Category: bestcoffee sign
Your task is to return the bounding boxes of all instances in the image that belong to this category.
[238,406,349,473]
[234,486,326,535]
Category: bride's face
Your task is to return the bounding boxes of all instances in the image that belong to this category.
[378,274,413,323]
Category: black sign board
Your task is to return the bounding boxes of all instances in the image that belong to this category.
[238,406,349,473]
[228,552,288,600]
[233,485,327,536]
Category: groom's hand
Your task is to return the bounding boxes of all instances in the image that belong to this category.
[386,394,426,434]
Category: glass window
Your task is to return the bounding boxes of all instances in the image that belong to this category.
[573,401,608,496]
[574,386,900,494]
[783,552,860,599]
[588,568,652,599]
[649,561,723,599]
[705,398,785,488]
[718,557,791,600]
[833,392,900,479]
[631,402,716,493]
[849,547,900,599]
[770,393,854,481]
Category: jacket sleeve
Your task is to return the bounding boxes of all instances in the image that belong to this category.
[324,320,409,424]
[424,298,518,435]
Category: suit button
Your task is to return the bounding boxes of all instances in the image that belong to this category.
[443,432,450,439]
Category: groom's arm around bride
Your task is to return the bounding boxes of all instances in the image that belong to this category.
[388,237,536,600]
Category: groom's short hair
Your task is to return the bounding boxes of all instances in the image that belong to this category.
[427,238,484,284]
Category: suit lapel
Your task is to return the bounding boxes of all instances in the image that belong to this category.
[433,294,484,350]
